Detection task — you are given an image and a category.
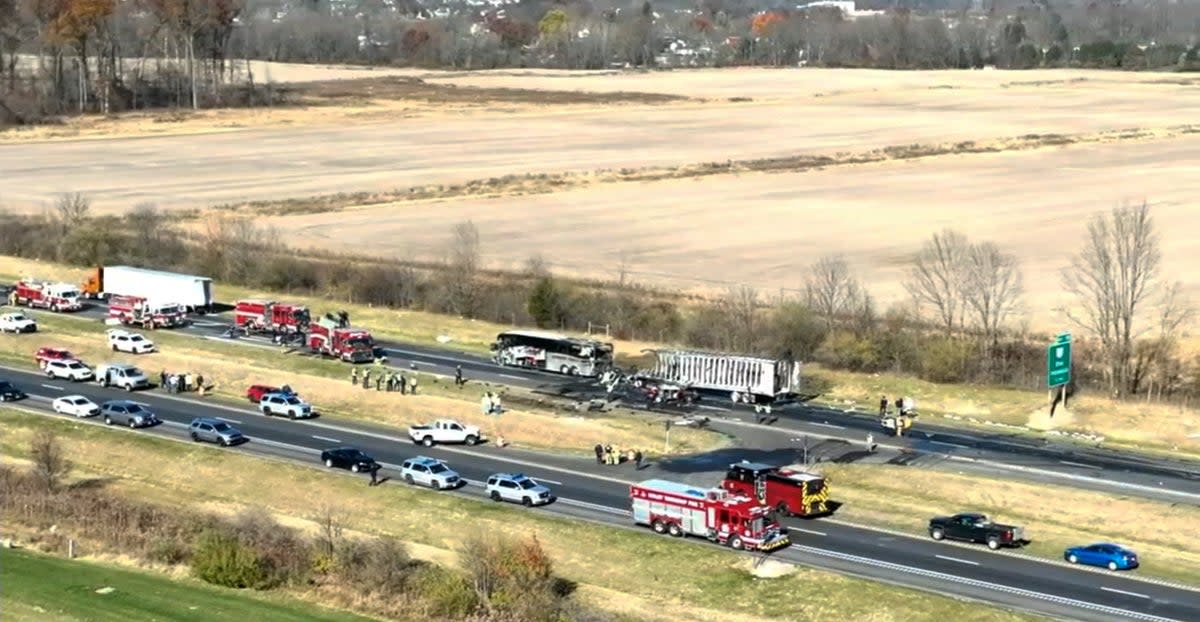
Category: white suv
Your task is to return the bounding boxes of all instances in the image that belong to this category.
[399,456,462,490]
[259,393,314,419]
[107,329,155,354]
[44,359,94,381]
[486,473,554,507]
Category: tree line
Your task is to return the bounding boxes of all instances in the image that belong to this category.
[4,429,595,621]
[4,0,1200,123]
[1,195,1195,400]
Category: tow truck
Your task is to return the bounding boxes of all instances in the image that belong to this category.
[721,460,831,517]
[630,478,790,552]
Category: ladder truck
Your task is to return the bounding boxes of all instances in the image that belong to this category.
[630,479,790,552]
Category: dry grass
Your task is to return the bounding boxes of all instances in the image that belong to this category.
[0,309,725,457]
[0,409,1043,622]
[819,462,1200,585]
[812,366,1200,454]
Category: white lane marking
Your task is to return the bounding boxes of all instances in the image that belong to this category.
[951,456,1200,503]
[795,545,1183,622]
[41,384,65,391]
[936,554,980,566]
[1101,586,1151,599]
[312,435,342,443]
[217,416,243,424]
[791,528,827,536]
[499,374,527,381]
[1059,460,1102,470]
[809,422,845,430]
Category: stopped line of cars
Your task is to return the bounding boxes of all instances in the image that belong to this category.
[13,324,1141,570]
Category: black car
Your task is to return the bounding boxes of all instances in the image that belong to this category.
[320,447,378,473]
[0,380,28,402]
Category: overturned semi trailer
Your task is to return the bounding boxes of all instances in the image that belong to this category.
[633,349,802,406]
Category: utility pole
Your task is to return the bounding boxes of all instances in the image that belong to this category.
[792,436,809,467]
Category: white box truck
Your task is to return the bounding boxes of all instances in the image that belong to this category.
[84,266,214,311]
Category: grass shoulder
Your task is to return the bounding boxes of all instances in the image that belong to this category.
[0,546,381,622]
[0,409,1043,622]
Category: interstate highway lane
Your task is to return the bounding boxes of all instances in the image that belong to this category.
[4,368,1199,622]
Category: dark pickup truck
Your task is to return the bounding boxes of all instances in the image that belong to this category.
[929,513,1028,550]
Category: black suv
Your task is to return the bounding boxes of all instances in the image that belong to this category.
[0,380,27,402]
[320,447,378,473]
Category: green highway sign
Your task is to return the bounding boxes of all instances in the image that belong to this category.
[1047,333,1072,388]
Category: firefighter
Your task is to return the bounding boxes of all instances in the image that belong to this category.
[399,374,407,395]
[491,394,502,414]
[481,392,492,415]
[350,368,359,385]
[362,369,371,389]
[410,376,418,395]
[375,374,383,391]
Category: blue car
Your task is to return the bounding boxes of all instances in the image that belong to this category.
[1064,543,1139,571]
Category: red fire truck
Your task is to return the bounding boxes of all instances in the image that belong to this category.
[307,314,374,363]
[721,460,831,517]
[106,295,186,329]
[630,479,790,552]
[10,280,83,312]
[234,300,311,335]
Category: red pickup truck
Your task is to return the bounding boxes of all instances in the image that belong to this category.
[245,384,296,403]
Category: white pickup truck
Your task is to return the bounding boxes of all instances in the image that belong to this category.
[407,419,482,447]
[0,312,38,333]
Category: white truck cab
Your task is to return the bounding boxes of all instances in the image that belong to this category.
[406,419,482,447]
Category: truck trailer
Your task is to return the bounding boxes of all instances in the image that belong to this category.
[83,266,213,311]
[632,349,801,406]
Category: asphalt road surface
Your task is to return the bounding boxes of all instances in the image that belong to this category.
[55,302,1200,506]
[4,367,1198,622]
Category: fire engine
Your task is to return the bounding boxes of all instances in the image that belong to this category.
[724,461,830,518]
[10,280,83,312]
[106,295,186,329]
[630,479,790,552]
[307,314,374,363]
[721,461,831,517]
[234,300,311,335]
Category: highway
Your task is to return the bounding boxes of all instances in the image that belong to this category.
[59,302,1200,506]
[3,365,1199,622]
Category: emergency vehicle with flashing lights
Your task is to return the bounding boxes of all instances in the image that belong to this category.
[106,294,186,329]
[11,279,83,312]
[630,478,790,552]
[721,460,832,517]
[234,299,311,335]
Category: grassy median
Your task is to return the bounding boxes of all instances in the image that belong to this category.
[821,463,1200,586]
[0,409,1043,622]
[0,547,380,622]
[0,310,726,458]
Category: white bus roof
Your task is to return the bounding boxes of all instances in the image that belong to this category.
[500,329,609,345]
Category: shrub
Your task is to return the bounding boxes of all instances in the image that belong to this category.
[334,536,419,594]
[920,337,973,383]
[418,565,479,618]
[191,528,267,589]
[816,330,879,372]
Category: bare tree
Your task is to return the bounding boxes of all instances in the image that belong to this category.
[962,242,1024,343]
[445,220,481,317]
[30,429,71,493]
[720,285,760,352]
[1061,202,1166,395]
[804,254,862,324]
[52,192,91,235]
[312,503,346,559]
[907,229,970,333]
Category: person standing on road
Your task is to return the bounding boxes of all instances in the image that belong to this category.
[369,463,380,487]
[879,395,888,417]
[867,432,876,453]
[455,365,464,388]
[634,449,644,470]
[594,443,604,464]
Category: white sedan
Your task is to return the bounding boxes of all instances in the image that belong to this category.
[52,395,100,418]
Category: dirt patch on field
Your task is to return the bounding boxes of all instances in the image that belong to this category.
[296,75,689,107]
